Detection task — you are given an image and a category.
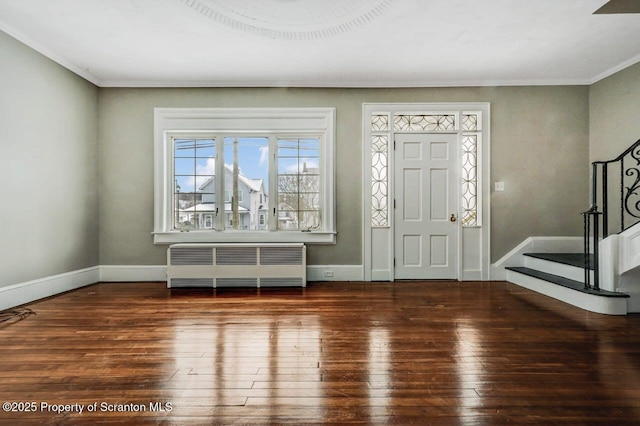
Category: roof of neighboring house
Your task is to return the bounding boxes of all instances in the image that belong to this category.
[198,164,264,193]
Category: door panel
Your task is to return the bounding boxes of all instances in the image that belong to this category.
[394,133,458,279]
[403,235,422,266]
[430,169,448,220]
[403,169,422,220]
[430,235,448,266]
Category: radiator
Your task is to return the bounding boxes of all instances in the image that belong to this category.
[167,243,306,288]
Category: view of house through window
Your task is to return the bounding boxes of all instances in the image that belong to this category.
[277,138,320,230]
[174,138,216,230]
[222,137,268,230]
[173,136,321,232]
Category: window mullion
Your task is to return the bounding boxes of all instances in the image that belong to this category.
[166,136,175,232]
[268,135,277,231]
[215,134,225,231]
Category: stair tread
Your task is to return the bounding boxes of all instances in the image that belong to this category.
[506,266,629,298]
[523,253,594,270]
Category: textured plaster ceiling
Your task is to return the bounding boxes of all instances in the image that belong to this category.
[0,0,639,87]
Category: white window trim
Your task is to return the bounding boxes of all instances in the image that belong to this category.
[153,107,336,244]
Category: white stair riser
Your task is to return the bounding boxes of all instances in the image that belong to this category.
[524,256,593,283]
[506,270,627,315]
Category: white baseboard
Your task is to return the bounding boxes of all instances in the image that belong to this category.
[306,265,364,281]
[0,264,365,311]
[0,267,99,311]
[99,265,167,282]
[491,236,583,280]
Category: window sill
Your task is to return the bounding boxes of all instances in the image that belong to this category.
[153,230,336,245]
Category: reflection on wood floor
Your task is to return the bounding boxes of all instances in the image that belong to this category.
[1,281,640,424]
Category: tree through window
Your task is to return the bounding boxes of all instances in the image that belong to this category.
[277,138,321,230]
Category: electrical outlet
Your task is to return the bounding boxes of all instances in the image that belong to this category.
[495,181,505,192]
[323,271,334,277]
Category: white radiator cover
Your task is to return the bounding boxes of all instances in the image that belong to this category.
[167,243,306,288]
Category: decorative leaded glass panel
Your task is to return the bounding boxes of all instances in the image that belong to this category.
[393,114,456,132]
[371,114,389,131]
[462,113,478,131]
[461,135,477,227]
[371,135,388,227]
[370,110,481,228]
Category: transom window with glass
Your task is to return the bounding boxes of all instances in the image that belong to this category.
[154,108,335,244]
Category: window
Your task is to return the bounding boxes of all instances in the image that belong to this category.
[154,108,335,244]
[173,138,216,230]
[277,138,320,230]
[224,189,244,203]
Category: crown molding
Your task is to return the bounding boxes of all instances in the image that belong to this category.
[0,19,101,86]
[98,77,594,88]
[589,53,640,84]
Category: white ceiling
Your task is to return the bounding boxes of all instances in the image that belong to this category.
[1,0,639,87]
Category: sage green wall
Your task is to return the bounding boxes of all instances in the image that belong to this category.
[0,31,99,288]
[0,27,630,283]
[589,61,640,162]
[98,85,589,265]
[492,86,590,259]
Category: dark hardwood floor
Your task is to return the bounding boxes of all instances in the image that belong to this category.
[1,281,640,425]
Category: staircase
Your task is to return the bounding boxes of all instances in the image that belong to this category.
[506,253,629,315]
[504,137,640,315]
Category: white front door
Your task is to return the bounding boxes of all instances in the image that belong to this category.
[394,133,458,279]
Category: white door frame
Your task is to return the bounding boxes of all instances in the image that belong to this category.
[362,103,491,282]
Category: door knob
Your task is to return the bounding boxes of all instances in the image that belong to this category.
[450,214,457,222]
